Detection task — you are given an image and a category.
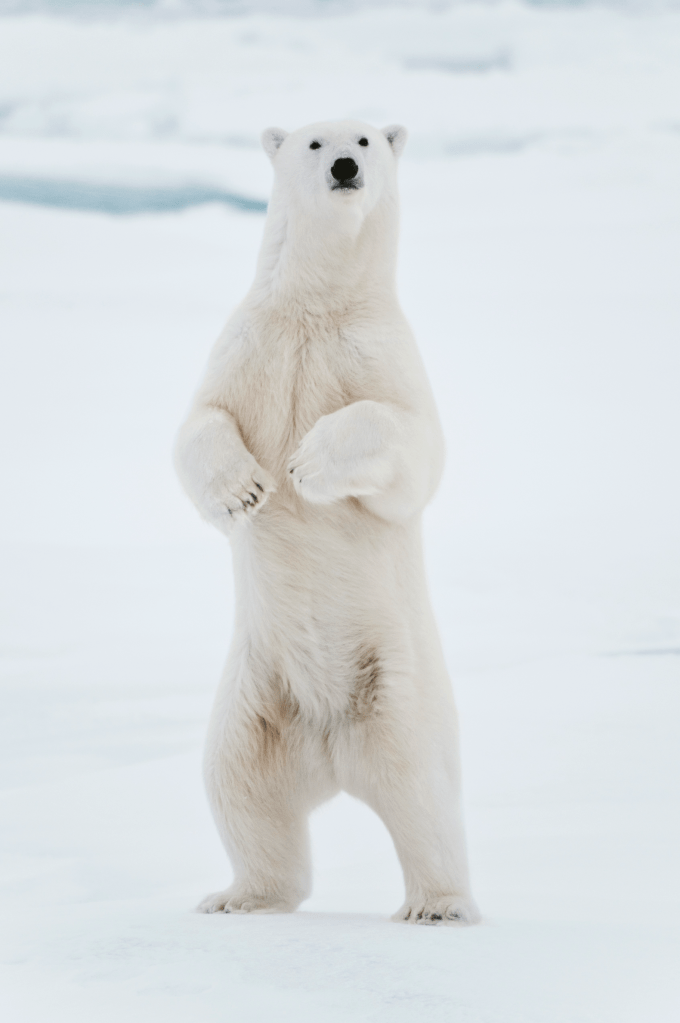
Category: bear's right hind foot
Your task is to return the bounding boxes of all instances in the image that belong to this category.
[197,886,296,915]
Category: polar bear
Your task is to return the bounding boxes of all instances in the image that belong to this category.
[174,120,480,926]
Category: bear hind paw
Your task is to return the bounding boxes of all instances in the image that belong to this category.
[196,886,296,915]
[392,893,481,927]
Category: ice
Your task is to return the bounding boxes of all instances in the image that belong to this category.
[0,175,268,212]
[1,3,679,1020]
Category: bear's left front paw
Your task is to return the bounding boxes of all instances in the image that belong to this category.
[287,433,350,505]
[392,893,481,926]
[288,415,393,506]
[287,455,347,505]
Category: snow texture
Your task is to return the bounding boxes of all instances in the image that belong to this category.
[1,3,679,1021]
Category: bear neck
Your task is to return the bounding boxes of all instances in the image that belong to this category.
[248,185,400,320]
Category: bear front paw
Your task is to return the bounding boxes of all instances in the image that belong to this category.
[288,418,390,506]
[287,460,344,505]
[205,460,276,533]
[287,441,345,505]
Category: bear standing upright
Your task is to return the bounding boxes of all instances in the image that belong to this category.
[174,120,480,925]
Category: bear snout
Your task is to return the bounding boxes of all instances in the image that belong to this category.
[331,157,359,184]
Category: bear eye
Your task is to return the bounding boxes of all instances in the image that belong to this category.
[358,137,369,147]
[309,141,321,150]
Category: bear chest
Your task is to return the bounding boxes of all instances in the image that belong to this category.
[225,320,365,475]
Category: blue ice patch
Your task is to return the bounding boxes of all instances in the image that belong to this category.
[0,176,268,215]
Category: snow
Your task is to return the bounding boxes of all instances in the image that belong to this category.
[1,2,680,1020]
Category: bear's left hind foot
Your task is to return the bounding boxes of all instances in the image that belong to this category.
[392,893,481,926]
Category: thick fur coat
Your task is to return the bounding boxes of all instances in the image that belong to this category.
[174,120,479,925]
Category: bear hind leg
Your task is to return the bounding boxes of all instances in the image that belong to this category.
[337,701,480,926]
[200,694,337,915]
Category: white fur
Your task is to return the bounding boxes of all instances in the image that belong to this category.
[174,120,480,926]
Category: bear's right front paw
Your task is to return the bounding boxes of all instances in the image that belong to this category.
[204,461,276,534]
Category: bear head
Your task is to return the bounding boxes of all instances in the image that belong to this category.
[261,120,407,224]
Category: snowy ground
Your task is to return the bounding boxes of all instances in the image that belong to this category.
[1,3,680,1020]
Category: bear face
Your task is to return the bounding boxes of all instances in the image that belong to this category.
[261,120,407,221]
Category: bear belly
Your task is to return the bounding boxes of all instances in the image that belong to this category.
[228,503,420,721]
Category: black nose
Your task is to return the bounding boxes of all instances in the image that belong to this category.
[331,158,359,182]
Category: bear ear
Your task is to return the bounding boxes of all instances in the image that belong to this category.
[261,127,289,160]
[381,124,408,159]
